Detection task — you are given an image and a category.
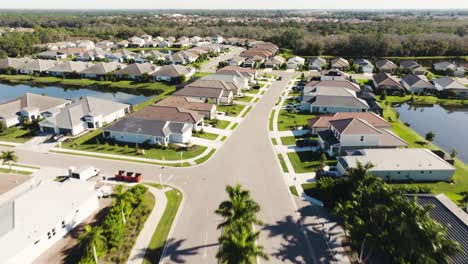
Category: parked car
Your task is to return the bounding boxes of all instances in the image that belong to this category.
[115,170,143,182]
[296,138,316,148]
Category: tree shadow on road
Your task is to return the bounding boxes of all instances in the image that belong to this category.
[142,238,219,264]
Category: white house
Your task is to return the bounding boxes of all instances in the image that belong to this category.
[128,36,145,48]
[317,117,407,156]
[354,59,374,74]
[432,76,468,97]
[0,179,98,264]
[0,93,70,127]
[337,148,455,181]
[151,65,195,82]
[309,57,327,71]
[286,56,305,70]
[39,97,130,136]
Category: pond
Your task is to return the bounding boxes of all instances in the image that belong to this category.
[393,103,468,163]
[0,83,154,105]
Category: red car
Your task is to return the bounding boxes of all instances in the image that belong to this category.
[115,170,142,182]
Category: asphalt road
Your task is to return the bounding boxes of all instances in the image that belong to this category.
[199,46,245,73]
[3,71,333,264]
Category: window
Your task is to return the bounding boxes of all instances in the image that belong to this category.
[360,136,364,141]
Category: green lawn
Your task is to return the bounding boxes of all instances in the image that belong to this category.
[287,151,337,174]
[194,148,216,164]
[382,101,468,204]
[193,132,218,140]
[236,96,253,103]
[241,106,252,118]
[247,88,261,94]
[277,110,315,131]
[271,138,278,145]
[289,186,299,196]
[0,126,33,143]
[217,104,246,117]
[63,131,207,161]
[230,123,239,130]
[143,186,183,264]
[277,154,289,173]
[383,95,468,107]
[0,168,33,175]
[221,136,227,141]
[280,136,296,146]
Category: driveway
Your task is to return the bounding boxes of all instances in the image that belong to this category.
[199,46,245,73]
[3,71,342,264]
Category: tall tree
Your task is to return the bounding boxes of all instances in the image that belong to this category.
[217,225,268,264]
[78,225,107,263]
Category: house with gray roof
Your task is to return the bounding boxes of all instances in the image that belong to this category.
[400,74,436,94]
[309,57,327,71]
[103,105,202,145]
[173,86,233,105]
[400,60,426,75]
[433,61,457,72]
[410,194,468,264]
[200,73,248,90]
[18,59,61,74]
[375,59,398,73]
[330,57,350,71]
[0,93,70,127]
[0,58,29,73]
[48,61,92,77]
[354,59,374,74]
[372,72,406,94]
[80,62,126,79]
[39,97,130,136]
[432,76,468,97]
[301,85,369,114]
[186,79,242,96]
[151,65,195,83]
[337,148,454,181]
[264,56,285,69]
[113,63,159,80]
[36,50,67,60]
[318,118,407,156]
[156,96,216,120]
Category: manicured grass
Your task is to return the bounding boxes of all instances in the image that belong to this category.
[0,167,33,175]
[277,110,315,131]
[271,138,278,145]
[383,95,468,107]
[287,151,337,174]
[277,154,289,173]
[247,89,261,94]
[289,186,299,196]
[194,148,216,164]
[63,132,207,161]
[230,123,239,130]
[193,132,219,140]
[280,136,296,146]
[217,104,246,117]
[236,96,253,103]
[253,98,260,103]
[269,111,275,131]
[143,185,183,264]
[381,101,468,204]
[241,106,252,118]
[0,126,33,143]
[221,136,227,141]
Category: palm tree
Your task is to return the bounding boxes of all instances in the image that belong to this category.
[1,151,18,172]
[217,225,269,264]
[215,184,262,229]
[78,225,107,261]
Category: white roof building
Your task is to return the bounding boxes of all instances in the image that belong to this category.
[0,179,98,264]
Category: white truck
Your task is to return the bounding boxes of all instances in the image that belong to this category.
[68,166,101,181]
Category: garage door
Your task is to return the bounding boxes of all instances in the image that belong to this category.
[41,126,56,134]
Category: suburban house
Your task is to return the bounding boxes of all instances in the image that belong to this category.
[0,57,29,73]
[113,63,159,80]
[337,148,455,181]
[76,40,95,51]
[80,62,126,79]
[128,36,145,48]
[47,61,92,77]
[107,49,138,62]
[354,59,374,74]
[317,117,407,156]
[185,79,242,96]
[400,60,426,75]
[321,69,351,81]
[432,76,468,97]
[159,40,172,48]
[375,59,398,73]
[18,59,60,75]
[330,57,350,71]
[308,112,390,135]
[173,86,233,105]
[0,93,70,127]
[433,61,457,72]
[304,80,361,93]
[400,74,436,94]
[171,50,199,65]
[0,179,98,264]
[201,73,248,90]
[156,96,217,120]
[286,56,306,70]
[301,85,369,114]
[116,40,129,48]
[95,40,115,51]
[143,50,167,62]
[372,72,406,94]
[409,194,468,264]
[151,65,195,82]
[36,50,67,60]
[103,105,203,145]
[225,56,246,67]
[309,57,328,71]
[39,97,130,136]
[217,66,257,82]
[264,56,285,69]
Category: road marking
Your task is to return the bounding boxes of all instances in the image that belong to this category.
[166,174,174,183]
[203,232,208,257]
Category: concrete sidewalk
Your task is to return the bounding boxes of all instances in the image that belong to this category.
[191,137,222,149]
[127,186,169,264]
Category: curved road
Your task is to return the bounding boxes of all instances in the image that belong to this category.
[3,72,331,264]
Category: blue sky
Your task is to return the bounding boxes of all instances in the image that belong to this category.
[1,0,467,10]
